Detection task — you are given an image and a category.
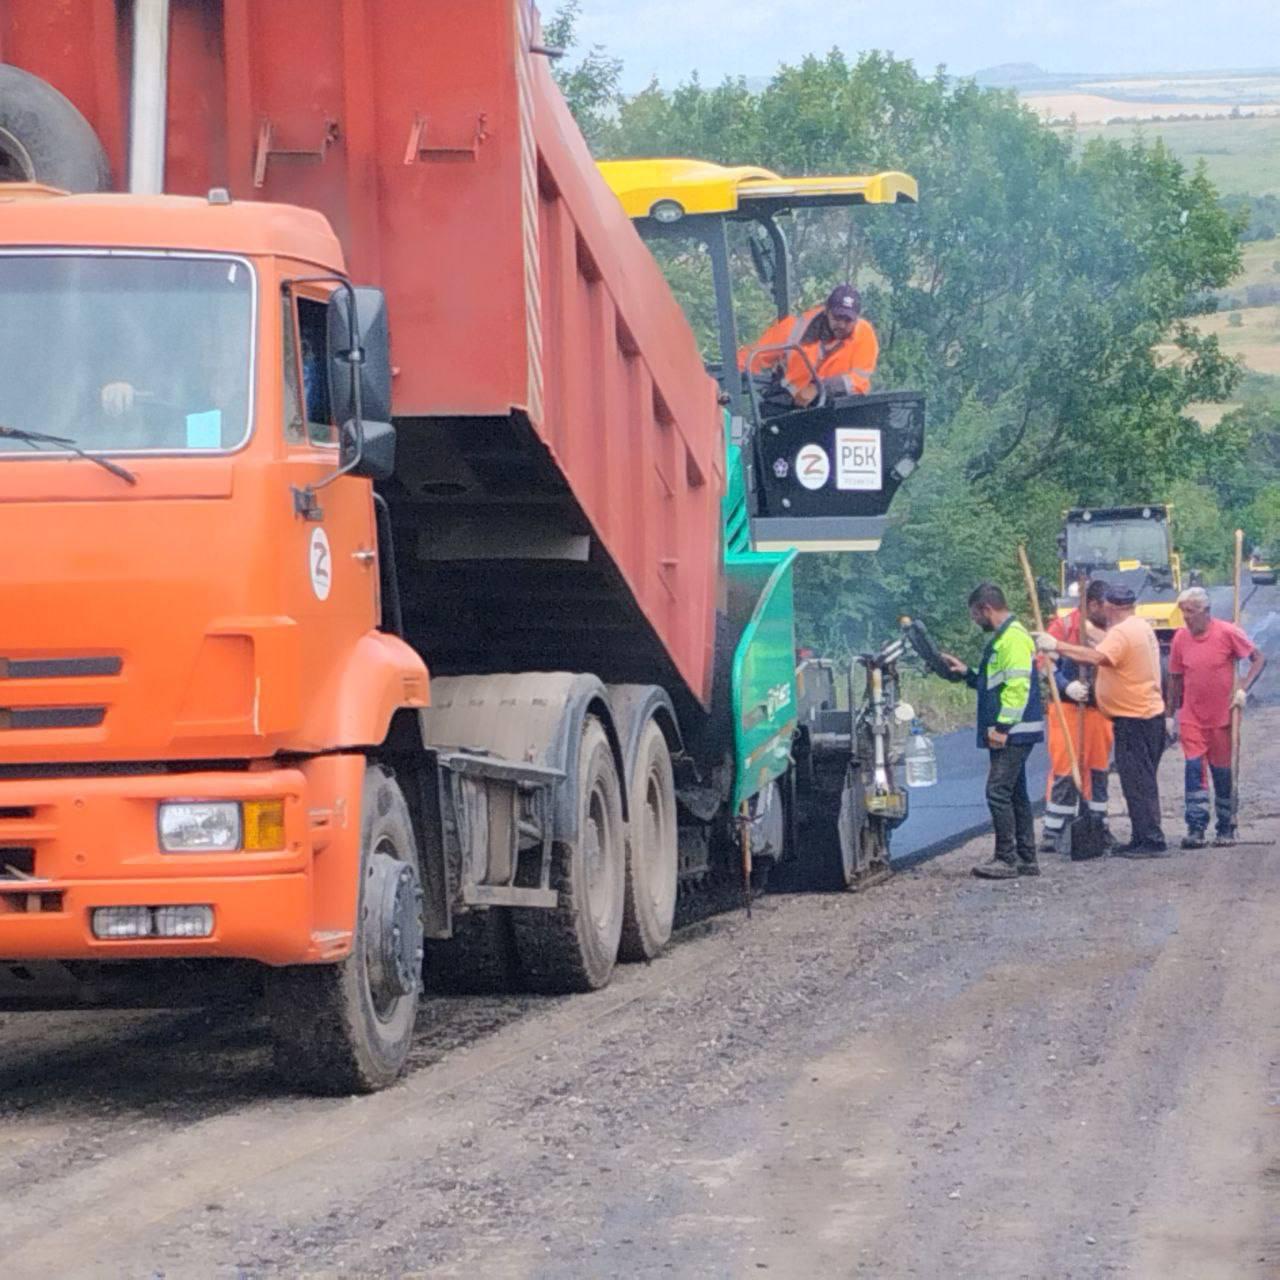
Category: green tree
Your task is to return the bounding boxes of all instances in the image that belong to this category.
[542,2,622,151]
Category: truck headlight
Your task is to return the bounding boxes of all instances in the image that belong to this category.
[158,802,241,852]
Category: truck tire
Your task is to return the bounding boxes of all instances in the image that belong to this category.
[0,65,112,192]
[427,908,517,994]
[619,719,677,962]
[512,716,625,992]
[266,766,424,1094]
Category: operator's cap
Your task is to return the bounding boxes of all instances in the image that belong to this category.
[826,284,862,320]
[1104,584,1137,606]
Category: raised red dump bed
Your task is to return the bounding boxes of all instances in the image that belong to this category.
[1,0,722,707]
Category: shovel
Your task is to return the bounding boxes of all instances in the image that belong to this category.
[1230,528,1244,831]
[1019,546,1109,860]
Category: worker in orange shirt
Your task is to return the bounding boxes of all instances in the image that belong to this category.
[1040,579,1114,854]
[738,284,879,408]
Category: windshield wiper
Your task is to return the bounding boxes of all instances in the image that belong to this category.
[0,424,138,485]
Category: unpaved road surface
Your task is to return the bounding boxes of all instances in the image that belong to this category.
[1,725,1277,1277]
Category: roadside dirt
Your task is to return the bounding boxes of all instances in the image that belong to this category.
[0,712,1276,1278]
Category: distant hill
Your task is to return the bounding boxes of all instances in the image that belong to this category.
[972,63,1085,91]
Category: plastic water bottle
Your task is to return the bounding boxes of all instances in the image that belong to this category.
[904,719,938,788]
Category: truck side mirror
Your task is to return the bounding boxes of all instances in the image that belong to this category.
[340,418,396,481]
[327,285,393,424]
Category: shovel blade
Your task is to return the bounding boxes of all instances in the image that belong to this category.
[1065,812,1109,861]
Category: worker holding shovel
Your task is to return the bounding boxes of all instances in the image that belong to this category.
[1040,579,1115,856]
[1167,585,1266,848]
[1036,585,1168,858]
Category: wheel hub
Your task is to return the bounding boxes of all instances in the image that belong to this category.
[364,851,425,1008]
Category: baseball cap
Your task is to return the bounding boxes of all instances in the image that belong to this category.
[825,284,861,320]
[1104,584,1136,606]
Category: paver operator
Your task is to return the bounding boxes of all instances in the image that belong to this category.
[940,583,1045,880]
[738,283,879,408]
[1036,584,1167,858]
[1167,586,1266,848]
[1041,579,1115,854]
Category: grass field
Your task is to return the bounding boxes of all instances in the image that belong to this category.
[1071,114,1280,197]
[1197,305,1280,375]
[1235,237,1280,289]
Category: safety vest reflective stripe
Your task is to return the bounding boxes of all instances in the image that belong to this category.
[1046,801,1078,815]
[986,668,1032,689]
[1006,720,1044,735]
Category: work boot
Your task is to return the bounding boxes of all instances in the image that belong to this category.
[1181,830,1208,850]
[1038,834,1060,855]
[1016,861,1041,877]
[1213,829,1237,847]
[1114,841,1170,860]
[972,858,1018,880]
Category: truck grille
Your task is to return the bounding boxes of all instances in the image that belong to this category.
[0,847,35,878]
[0,707,106,730]
[0,653,118,731]
[0,657,121,679]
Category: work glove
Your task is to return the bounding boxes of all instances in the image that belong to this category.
[1232,687,1248,710]
[1064,680,1089,703]
[1033,631,1059,653]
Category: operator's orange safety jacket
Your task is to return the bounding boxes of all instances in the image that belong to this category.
[737,306,879,398]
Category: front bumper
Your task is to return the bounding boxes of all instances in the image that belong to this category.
[0,766,351,964]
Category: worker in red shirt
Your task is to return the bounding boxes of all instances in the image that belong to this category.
[738,284,878,408]
[1167,586,1267,847]
[1040,580,1114,853]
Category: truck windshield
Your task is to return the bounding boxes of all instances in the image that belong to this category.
[0,253,253,454]
[1067,519,1169,568]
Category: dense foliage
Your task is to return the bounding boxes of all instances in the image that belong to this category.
[548,8,1263,655]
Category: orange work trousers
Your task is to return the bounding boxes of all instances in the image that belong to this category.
[1043,704,1113,840]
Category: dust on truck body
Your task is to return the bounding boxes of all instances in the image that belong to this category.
[0,0,923,1091]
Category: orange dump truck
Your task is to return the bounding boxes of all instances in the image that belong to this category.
[0,0,924,1091]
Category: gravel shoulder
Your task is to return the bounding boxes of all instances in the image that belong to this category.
[1,711,1277,1279]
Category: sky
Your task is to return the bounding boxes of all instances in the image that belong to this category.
[570,1,1280,92]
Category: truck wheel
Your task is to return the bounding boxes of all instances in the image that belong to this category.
[0,65,112,192]
[427,908,517,994]
[266,766,424,1094]
[512,717,625,992]
[619,720,677,962]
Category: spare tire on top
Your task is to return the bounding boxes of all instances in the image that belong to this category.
[0,63,111,192]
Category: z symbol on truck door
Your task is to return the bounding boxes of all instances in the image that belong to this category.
[310,528,333,601]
